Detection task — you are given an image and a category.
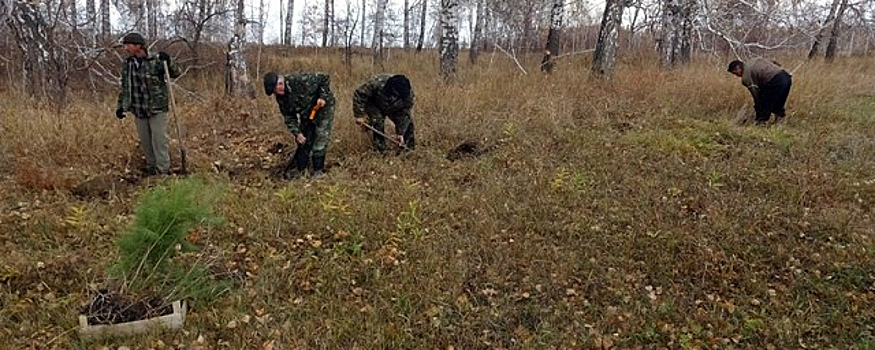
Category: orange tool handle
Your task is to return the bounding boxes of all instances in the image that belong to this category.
[309,104,322,120]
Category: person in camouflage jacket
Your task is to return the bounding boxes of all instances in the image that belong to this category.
[115,32,180,175]
[353,74,415,152]
[728,58,792,125]
[263,71,336,179]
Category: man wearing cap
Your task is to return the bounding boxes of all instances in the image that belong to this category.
[115,32,180,175]
[263,71,335,179]
[727,58,792,126]
[353,74,416,152]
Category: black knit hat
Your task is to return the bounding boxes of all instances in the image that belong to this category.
[384,75,411,101]
[263,72,279,96]
[122,32,147,45]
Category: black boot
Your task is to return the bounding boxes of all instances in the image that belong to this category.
[284,147,309,179]
[311,156,325,178]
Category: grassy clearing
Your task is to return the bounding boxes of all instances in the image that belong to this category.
[1,50,874,349]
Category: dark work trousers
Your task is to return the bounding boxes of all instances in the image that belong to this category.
[755,71,792,122]
[290,119,317,172]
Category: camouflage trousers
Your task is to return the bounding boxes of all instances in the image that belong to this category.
[365,107,415,152]
[288,104,334,175]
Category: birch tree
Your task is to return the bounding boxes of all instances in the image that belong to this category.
[284,0,294,46]
[591,0,625,78]
[470,0,485,64]
[825,0,850,61]
[2,0,68,102]
[86,0,94,32]
[68,0,78,28]
[361,0,366,46]
[541,0,564,72]
[659,0,695,67]
[404,0,410,49]
[100,0,109,38]
[439,0,459,80]
[226,0,254,98]
[147,0,157,38]
[416,0,427,51]
[372,0,387,62]
[130,0,145,32]
[322,0,333,47]
[808,0,842,58]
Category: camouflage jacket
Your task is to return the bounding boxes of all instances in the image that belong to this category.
[116,53,180,118]
[275,72,335,135]
[353,74,415,135]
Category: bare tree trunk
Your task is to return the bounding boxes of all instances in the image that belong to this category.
[825,0,849,62]
[146,0,157,38]
[403,0,410,49]
[257,0,264,77]
[809,0,841,59]
[284,0,294,46]
[439,0,459,80]
[330,0,335,46]
[86,0,95,32]
[469,0,484,64]
[659,0,679,67]
[416,0,427,52]
[678,0,694,64]
[4,0,68,103]
[361,0,366,46]
[659,0,694,67]
[227,0,254,98]
[628,5,639,50]
[345,0,354,65]
[100,0,109,39]
[323,0,330,46]
[591,0,625,78]
[372,0,387,62]
[130,0,145,33]
[68,0,78,28]
[540,0,563,73]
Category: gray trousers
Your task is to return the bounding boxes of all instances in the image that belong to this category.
[134,112,170,173]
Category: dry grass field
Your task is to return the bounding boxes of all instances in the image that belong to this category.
[1,48,874,349]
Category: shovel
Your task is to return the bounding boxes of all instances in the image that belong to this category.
[163,61,187,173]
[360,122,410,150]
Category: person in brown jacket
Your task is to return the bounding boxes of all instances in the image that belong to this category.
[728,58,792,125]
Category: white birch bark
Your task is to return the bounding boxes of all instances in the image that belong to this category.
[439,0,459,80]
[591,0,625,78]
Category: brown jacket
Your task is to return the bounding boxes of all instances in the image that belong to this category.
[742,59,786,89]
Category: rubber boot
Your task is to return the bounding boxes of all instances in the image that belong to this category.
[311,156,325,178]
[284,148,309,179]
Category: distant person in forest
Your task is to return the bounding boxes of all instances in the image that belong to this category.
[115,32,180,176]
[727,58,792,126]
[263,71,335,179]
[353,74,416,152]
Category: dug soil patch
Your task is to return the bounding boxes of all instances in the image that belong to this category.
[447,141,493,161]
[71,175,137,199]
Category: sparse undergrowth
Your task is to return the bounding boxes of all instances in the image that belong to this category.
[1,51,874,349]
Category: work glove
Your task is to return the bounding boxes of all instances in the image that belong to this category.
[354,117,368,131]
[157,51,171,65]
[116,108,125,119]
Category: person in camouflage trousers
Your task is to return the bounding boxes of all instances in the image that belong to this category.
[353,74,415,152]
[115,32,180,176]
[263,71,335,179]
[728,58,792,126]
